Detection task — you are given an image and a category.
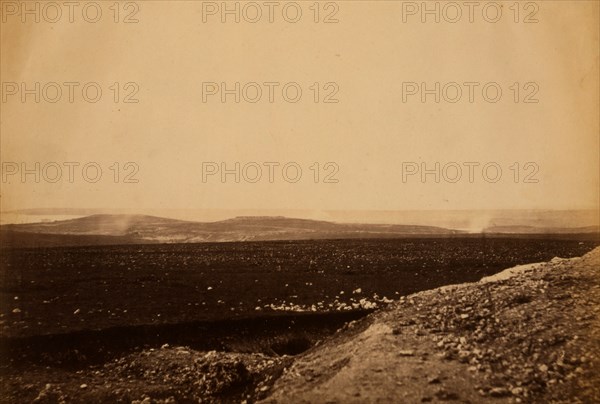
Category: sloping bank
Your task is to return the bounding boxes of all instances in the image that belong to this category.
[260,247,600,403]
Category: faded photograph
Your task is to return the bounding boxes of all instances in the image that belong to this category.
[1,1,599,403]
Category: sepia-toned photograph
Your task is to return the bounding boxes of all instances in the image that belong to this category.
[0,1,599,403]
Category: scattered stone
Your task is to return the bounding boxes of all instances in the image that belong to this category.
[428,376,441,384]
[511,387,524,395]
[489,387,510,397]
[435,388,459,400]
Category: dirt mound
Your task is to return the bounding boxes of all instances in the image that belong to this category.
[16,346,289,404]
[261,248,600,403]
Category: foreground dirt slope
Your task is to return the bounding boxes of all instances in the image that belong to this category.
[262,247,600,403]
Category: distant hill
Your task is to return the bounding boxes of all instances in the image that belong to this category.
[1,214,462,247]
[483,225,600,234]
[3,214,597,248]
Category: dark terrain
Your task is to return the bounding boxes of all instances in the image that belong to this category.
[0,235,598,403]
[1,236,598,339]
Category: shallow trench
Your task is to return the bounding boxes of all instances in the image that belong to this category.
[0,310,373,369]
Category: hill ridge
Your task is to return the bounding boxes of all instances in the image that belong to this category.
[1,214,461,247]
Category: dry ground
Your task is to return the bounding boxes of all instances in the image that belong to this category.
[262,247,600,403]
[2,247,598,403]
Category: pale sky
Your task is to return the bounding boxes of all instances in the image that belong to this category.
[1,1,598,213]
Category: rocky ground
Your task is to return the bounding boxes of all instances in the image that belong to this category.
[3,347,290,403]
[2,247,598,403]
[262,247,600,403]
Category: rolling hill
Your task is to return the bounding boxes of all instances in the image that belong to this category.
[1,214,462,247]
[483,225,600,234]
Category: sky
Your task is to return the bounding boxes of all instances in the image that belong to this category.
[1,1,598,217]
